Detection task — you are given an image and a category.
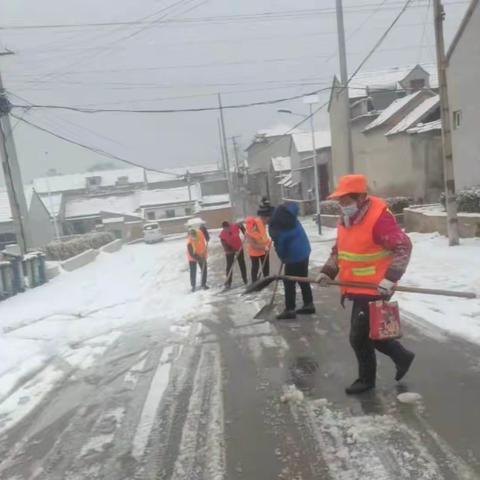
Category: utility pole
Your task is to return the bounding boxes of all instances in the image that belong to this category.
[0,58,32,254]
[309,103,322,235]
[217,118,226,171]
[217,93,233,203]
[44,154,61,242]
[185,169,192,202]
[336,0,355,174]
[433,0,459,246]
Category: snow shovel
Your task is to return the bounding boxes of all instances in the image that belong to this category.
[254,262,284,319]
[245,275,478,299]
[220,243,246,293]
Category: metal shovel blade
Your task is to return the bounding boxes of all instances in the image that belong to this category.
[254,303,276,320]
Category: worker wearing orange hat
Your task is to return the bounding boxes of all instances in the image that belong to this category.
[317,174,415,394]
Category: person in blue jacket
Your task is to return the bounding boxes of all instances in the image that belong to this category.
[269,202,315,320]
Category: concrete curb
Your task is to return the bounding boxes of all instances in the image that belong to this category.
[61,249,99,272]
[101,239,123,253]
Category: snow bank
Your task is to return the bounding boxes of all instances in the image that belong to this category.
[0,239,213,432]
[305,219,480,345]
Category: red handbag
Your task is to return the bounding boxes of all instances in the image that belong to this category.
[369,300,402,340]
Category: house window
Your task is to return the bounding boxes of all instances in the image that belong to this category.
[453,110,462,129]
[0,232,16,248]
[185,207,193,216]
[166,209,175,218]
[409,79,425,91]
[147,211,156,220]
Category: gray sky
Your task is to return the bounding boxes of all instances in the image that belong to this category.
[0,0,469,183]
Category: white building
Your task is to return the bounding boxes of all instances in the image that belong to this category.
[447,0,480,190]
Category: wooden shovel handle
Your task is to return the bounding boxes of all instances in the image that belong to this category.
[278,275,477,299]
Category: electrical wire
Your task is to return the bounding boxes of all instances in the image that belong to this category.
[10,113,182,178]
[0,1,467,30]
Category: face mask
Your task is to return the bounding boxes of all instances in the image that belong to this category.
[340,203,359,218]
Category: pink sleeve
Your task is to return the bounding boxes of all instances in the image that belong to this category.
[372,211,412,282]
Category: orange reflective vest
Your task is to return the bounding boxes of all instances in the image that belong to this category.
[244,216,271,257]
[337,196,393,296]
[186,229,208,262]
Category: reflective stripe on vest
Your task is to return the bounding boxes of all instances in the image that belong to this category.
[186,229,207,262]
[337,196,393,296]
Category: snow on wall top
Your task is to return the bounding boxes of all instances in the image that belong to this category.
[271,156,292,172]
[386,95,440,136]
[292,131,331,153]
[363,91,422,132]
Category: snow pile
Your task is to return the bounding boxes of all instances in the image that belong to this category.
[280,384,305,404]
[0,239,213,432]
[304,219,480,345]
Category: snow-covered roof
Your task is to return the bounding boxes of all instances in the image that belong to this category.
[33,164,222,194]
[102,217,125,224]
[256,124,300,138]
[65,193,139,219]
[271,156,292,172]
[0,191,12,223]
[363,91,423,132]
[407,119,442,134]
[386,95,440,136]
[292,131,331,153]
[200,193,230,205]
[139,185,200,207]
[348,64,438,99]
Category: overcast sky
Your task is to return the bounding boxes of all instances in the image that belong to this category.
[0,0,469,183]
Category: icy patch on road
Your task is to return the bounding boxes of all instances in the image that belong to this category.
[132,346,174,461]
[0,364,64,433]
[170,344,225,480]
[80,407,125,458]
[296,399,476,479]
[0,239,214,434]
[397,392,423,404]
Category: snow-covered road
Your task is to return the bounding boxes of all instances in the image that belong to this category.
[0,239,213,435]
[1,231,480,479]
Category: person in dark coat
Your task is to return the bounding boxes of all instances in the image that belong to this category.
[219,221,247,289]
[269,202,314,320]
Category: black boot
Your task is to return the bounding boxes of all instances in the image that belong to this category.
[395,351,415,381]
[276,310,297,320]
[296,303,316,315]
[202,284,210,290]
[345,379,375,395]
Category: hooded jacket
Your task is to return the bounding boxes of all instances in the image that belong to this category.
[269,203,311,264]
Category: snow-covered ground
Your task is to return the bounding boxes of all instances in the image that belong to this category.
[306,220,480,344]
[0,238,212,433]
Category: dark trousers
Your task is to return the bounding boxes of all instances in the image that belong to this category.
[350,300,412,384]
[250,254,269,283]
[189,260,207,288]
[283,258,313,311]
[225,250,247,286]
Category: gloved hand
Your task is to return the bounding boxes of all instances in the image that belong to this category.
[378,278,395,297]
[315,272,331,286]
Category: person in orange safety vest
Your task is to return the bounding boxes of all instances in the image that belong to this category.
[317,174,415,395]
[187,227,208,292]
[244,200,273,283]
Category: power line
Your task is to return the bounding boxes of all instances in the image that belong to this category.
[11,113,183,177]
[0,1,467,30]
[9,87,336,114]
[245,0,417,159]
